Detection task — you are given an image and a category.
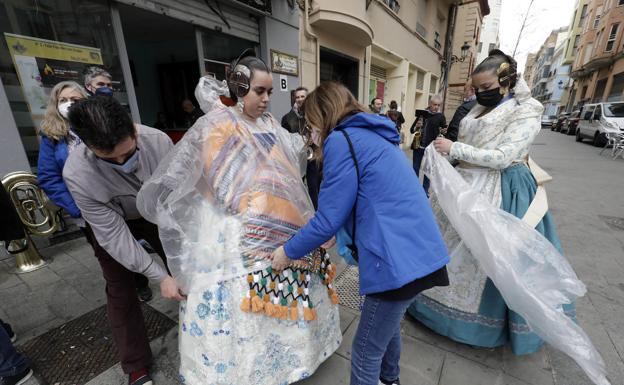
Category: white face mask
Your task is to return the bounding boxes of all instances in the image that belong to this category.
[58,101,73,119]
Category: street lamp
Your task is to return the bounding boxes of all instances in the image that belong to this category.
[450,42,471,64]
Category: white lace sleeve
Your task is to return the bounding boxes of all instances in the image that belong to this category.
[449,114,540,169]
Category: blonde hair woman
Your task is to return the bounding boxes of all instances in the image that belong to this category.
[38,81,88,220]
[270,81,450,385]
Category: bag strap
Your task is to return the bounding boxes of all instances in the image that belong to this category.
[335,128,360,261]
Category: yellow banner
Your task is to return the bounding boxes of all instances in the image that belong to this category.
[5,33,103,65]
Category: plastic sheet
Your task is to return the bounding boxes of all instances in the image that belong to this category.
[423,146,610,385]
[137,77,310,293]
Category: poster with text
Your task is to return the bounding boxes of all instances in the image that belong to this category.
[4,33,103,118]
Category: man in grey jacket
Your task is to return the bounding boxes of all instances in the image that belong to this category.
[64,96,180,385]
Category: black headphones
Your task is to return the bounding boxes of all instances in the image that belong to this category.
[488,49,518,89]
[227,48,257,99]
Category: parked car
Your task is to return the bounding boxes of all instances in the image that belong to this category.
[541,115,557,127]
[575,102,624,146]
[551,112,571,132]
[563,110,581,135]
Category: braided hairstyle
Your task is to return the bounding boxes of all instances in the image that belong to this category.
[472,49,518,92]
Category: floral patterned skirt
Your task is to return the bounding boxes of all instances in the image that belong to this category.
[177,269,342,385]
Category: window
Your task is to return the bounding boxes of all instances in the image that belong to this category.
[573,34,581,50]
[434,31,441,50]
[416,22,427,38]
[429,76,438,95]
[593,5,603,28]
[488,43,496,53]
[583,43,594,65]
[0,0,125,168]
[619,0,624,6]
[478,42,483,53]
[606,23,619,51]
[383,0,400,13]
[608,72,624,101]
[579,4,588,27]
[594,79,608,102]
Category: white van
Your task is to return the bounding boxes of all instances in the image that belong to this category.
[576,102,624,146]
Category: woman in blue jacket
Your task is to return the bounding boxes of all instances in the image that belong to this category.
[270,82,450,385]
[38,81,88,221]
[37,81,152,301]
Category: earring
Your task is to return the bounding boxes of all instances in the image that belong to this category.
[237,99,244,113]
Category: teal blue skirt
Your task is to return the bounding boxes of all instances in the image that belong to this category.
[408,163,574,355]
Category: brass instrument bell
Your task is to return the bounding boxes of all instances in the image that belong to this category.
[2,171,59,273]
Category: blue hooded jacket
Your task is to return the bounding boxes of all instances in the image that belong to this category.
[37,135,81,218]
[284,112,449,295]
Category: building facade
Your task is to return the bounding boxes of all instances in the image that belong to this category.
[524,53,537,89]
[529,27,568,110]
[476,0,501,63]
[562,0,591,111]
[570,0,624,109]
[544,39,572,116]
[444,0,490,121]
[0,0,300,176]
[298,0,489,149]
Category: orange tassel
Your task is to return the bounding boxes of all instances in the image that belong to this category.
[265,301,275,317]
[240,297,251,312]
[303,307,314,321]
[331,292,339,305]
[290,300,299,321]
[279,306,289,320]
[251,295,264,313]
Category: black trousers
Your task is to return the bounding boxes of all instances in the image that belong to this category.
[83,219,167,373]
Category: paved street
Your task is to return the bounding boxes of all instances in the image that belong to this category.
[1,129,623,385]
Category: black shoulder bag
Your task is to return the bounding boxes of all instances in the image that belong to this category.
[335,128,360,262]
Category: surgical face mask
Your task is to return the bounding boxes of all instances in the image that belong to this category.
[58,101,73,119]
[94,86,113,97]
[98,147,140,173]
[476,87,504,107]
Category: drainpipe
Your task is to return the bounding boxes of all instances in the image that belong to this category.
[441,1,459,114]
[303,0,320,85]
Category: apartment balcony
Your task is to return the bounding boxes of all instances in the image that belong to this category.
[309,0,374,46]
[571,51,624,79]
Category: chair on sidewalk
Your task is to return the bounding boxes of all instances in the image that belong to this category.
[599,128,621,157]
[612,132,624,160]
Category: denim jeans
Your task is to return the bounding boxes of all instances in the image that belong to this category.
[412,148,430,195]
[350,295,415,385]
[0,320,28,377]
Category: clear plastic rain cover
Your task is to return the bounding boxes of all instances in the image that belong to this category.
[137,76,310,293]
[423,146,610,385]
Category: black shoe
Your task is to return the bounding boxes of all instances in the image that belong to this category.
[379,378,401,385]
[1,322,16,343]
[129,369,153,385]
[137,286,153,302]
[1,368,33,385]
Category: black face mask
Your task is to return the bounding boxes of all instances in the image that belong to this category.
[476,87,504,107]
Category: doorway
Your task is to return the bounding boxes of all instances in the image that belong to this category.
[320,47,359,98]
[119,4,199,129]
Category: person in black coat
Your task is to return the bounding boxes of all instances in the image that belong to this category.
[0,185,25,245]
[447,80,477,142]
[410,95,446,195]
[281,87,308,134]
[281,87,322,209]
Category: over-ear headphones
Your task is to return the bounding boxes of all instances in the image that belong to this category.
[227,48,256,98]
[488,49,518,89]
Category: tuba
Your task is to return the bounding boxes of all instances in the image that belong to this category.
[2,171,59,273]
